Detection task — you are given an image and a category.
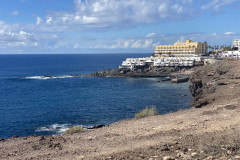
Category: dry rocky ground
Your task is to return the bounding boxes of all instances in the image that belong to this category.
[1,59,240,160]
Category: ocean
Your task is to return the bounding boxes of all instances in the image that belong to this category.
[0,54,192,138]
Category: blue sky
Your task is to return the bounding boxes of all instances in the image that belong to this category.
[0,0,240,54]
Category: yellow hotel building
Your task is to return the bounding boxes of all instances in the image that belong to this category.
[154,40,208,57]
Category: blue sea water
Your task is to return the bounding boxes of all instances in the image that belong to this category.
[0,54,192,138]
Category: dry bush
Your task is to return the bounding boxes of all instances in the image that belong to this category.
[63,126,86,135]
[134,106,159,119]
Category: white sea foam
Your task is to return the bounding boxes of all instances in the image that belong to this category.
[57,75,75,78]
[36,124,72,134]
[25,76,52,80]
[25,75,78,80]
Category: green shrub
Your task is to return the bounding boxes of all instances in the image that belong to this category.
[63,126,86,135]
[134,106,159,119]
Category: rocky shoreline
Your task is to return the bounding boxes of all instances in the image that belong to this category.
[34,66,195,80]
[84,66,195,78]
[1,59,240,160]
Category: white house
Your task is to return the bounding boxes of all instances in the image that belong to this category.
[220,39,240,59]
[119,56,202,69]
[221,51,240,59]
[233,39,240,50]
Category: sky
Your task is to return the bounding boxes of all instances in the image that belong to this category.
[0,0,240,54]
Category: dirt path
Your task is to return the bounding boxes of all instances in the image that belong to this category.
[1,60,240,160]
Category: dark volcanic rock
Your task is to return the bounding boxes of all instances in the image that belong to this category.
[0,138,5,142]
[85,66,192,78]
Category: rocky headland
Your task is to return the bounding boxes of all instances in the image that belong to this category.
[1,59,240,160]
[84,66,194,78]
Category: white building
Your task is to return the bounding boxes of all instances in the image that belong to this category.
[233,39,240,50]
[220,39,240,58]
[119,56,202,70]
[221,51,240,59]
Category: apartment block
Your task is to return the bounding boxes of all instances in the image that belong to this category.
[154,40,208,57]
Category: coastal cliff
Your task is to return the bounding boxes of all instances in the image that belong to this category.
[1,60,240,160]
[189,59,238,108]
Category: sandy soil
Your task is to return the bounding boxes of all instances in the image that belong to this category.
[1,60,240,160]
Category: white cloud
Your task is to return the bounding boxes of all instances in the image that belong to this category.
[201,0,238,11]
[172,4,183,14]
[33,42,38,46]
[90,32,240,51]
[146,33,157,38]
[0,29,239,53]
[0,0,239,53]
[33,0,195,31]
[131,40,142,48]
[225,32,236,35]
[123,40,131,48]
[73,43,80,49]
[178,36,186,43]
[36,17,43,26]
[46,17,53,24]
[0,28,60,50]
[143,39,153,48]
[97,38,153,49]
[82,16,98,24]
[8,42,26,47]
[11,11,19,16]
[2,0,237,34]
[152,42,161,47]
[19,31,28,36]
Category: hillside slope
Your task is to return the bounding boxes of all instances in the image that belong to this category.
[1,60,240,160]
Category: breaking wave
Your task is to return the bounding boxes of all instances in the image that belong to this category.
[35,123,102,135]
[35,124,72,134]
[25,75,81,80]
